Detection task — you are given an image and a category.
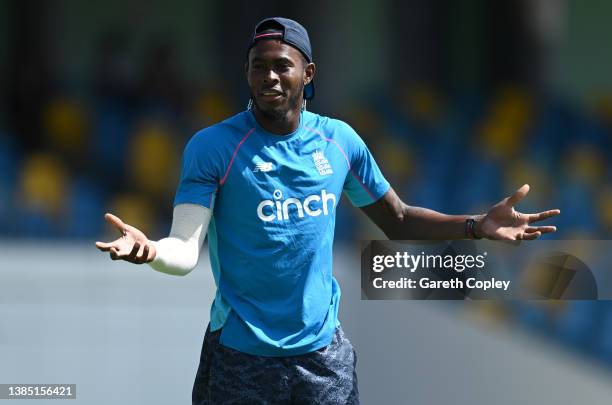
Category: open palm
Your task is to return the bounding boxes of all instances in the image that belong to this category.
[95,213,155,263]
[478,184,560,240]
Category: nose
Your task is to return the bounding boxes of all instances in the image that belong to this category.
[262,68,279,84]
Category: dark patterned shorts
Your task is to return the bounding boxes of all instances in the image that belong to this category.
[192,325,359,405]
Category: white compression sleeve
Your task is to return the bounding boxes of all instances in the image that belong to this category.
[148,203,212,276]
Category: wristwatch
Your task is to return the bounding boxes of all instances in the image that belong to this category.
[465,217,483,240]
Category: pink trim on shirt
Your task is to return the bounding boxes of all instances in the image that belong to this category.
[220,128,255,185]
[349,169,377,202]
[208,187,218,208]
[304,125,378,202]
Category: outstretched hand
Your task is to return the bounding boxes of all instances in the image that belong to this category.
[95,213,156,264]
[476,184,560,240]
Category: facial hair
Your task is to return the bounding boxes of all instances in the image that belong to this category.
[251,80,304,121]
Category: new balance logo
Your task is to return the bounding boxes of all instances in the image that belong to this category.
[257,189,336,222]
[312,150,333,176]
[253,162,275,173]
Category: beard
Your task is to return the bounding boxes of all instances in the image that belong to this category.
[251,82,304,121]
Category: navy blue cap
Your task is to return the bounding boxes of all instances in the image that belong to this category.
[247,17,315,100]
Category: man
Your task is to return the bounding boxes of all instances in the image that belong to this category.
[96,17,560,404]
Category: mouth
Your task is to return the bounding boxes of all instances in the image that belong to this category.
[258,89,284,102]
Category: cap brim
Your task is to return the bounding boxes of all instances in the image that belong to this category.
[304,81,315,100]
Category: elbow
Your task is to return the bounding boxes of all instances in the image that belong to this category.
[178,264,197,276]
[386,202,406,225]
[380,210,407,240]
[148,260,197,277]
[173,268,193,277]
[395,212,405,224]
[161,267,194,277]
[171,261,197,276]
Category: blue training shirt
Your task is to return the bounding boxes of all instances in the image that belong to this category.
[174,109,389,356]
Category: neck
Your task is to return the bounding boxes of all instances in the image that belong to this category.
[252,105,302,135]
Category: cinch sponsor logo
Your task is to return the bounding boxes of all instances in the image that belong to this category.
[257,189,336,222]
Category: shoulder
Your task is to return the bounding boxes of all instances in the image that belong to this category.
[303,111,361,141]
[184,111,252,153]
[304,111,359,137]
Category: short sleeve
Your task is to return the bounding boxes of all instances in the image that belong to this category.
[173,131,223,209]
[340,123,390,207]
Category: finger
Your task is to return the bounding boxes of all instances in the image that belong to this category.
[137,244,150,264]
[110,247,120,260]
[521,231,540,240]
[104,213,127,234]
[96,240,119,251]
[525,226,557,234]
[528,209,561,223]
[507,184,530,206]
[126,242,140,261]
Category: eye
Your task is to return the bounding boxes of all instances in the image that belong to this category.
[275,62,291,72]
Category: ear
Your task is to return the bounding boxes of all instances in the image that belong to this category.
[304,62,316,85]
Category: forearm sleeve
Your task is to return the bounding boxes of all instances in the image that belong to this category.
[148,203,212,276]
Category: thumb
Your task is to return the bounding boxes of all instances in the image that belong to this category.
[104,213,127,233]
[507,184,530,206]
